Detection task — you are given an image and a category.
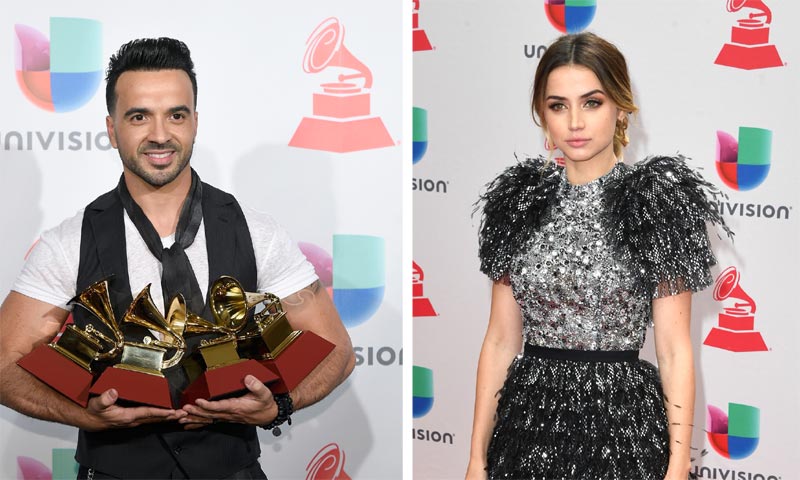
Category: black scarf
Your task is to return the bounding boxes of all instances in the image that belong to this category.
[116,169,205,314]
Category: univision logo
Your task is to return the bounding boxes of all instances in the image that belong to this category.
[17,449,78,479]
[413,365,434,418]
[716,127,771,191]
[298,235,385,328]
[707,402,760,460]
[14,17,102,112]
[413,107,428,165]
[544,0,597,33]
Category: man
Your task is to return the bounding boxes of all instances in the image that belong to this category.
[0,37,355,479]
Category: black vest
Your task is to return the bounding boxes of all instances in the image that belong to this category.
[73,182,261,478]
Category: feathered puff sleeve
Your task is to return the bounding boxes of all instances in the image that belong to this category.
[602,155,732,298]
[476,157,561,282]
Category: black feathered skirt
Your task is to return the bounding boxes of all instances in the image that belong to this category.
[486,345,670,480]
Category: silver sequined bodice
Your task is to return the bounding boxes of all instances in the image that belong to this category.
[509,163,651,351]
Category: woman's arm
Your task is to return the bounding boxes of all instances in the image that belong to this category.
[652,290,695,480]
[466,281,523,479]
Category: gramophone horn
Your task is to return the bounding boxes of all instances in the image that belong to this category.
[727,0,748,11]
[124,285,186,368]
[302,17,373,89]
[713,266,756,313]
[67,277,125,361]
[209,276,273,331]
[169,294,230,336]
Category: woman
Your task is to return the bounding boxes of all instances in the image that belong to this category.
[466,32,728,479]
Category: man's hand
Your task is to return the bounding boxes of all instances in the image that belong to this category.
[1,292,186,431]
[178,375,278,430]
[82,388,185,432]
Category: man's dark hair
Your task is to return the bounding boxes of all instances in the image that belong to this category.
[105,37,197,114]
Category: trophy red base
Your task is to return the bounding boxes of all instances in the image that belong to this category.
[17,344,94,407]
[260,331,335,394]
[180,359,279,405]
[89,367,173,409]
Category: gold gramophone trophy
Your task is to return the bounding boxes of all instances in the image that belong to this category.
[88,284,187,408]
[17,278,125,407]
[178,283,278,405]
[215,276,335,394]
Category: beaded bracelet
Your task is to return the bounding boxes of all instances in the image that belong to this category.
[260,394,293,436]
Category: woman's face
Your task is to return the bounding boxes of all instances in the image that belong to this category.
[542,64,624,166]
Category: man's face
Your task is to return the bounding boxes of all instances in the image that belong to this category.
[106,69,198,188]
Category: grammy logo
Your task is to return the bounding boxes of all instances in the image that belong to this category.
[289,17,394,153]
[413,0,434,52]
[714,0,784,70]
[703,266,768,352]
[412,261,438,317]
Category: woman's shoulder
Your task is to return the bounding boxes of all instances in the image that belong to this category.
[476,156,561,281]
[489,155,559,184]
[606,154,723,205]
[602,154,733,297]
[480,156,561,208]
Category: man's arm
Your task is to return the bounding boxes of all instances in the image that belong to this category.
[0,291,184,430]
[277,279,355,407]
[180,280,355,426]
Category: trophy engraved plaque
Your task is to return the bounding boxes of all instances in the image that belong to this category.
[220,276,335,394]
[17,278,125,407]
[89,284,187,408]
[178,286,278,406]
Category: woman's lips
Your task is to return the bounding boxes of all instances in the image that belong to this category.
[565,138,589,148]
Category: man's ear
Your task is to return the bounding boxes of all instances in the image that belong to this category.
[106,116,118,149]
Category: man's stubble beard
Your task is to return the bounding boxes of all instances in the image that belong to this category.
[119,142,194,188]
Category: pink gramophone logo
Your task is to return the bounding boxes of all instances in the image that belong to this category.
[703,266,768,352]
[289,17,394,153]
[413,261,438,317]
[714,0,784,70]
[413,0,434,51]
[305,443,350,480]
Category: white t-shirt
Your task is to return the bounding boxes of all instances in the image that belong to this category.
[13,204,317,315]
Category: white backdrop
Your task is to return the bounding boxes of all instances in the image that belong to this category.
[413,1,798,478]
[1,1,402,479]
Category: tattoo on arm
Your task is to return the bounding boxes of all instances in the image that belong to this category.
[281,280,322,308]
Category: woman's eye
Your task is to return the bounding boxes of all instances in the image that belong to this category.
[585,99,602,108]
[548,103,565,111]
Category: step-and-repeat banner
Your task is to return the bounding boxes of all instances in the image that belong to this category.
[0,2,401,479]
[414,1,798,478]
